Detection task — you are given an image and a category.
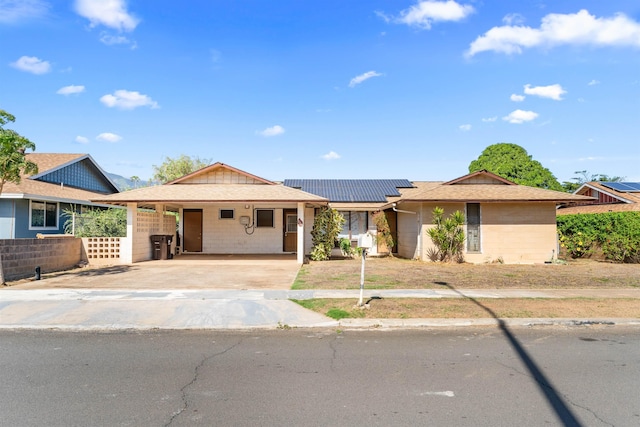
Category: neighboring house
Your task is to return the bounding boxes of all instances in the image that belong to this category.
[556,181,640,215]
[94,164,592,264]
[283,179,414,255]
[0,153,120,239]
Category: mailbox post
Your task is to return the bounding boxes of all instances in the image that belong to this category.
[357,232,373,307]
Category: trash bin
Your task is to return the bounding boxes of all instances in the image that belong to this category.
[150,234,173,260]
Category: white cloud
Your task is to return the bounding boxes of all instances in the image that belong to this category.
[467,9,640,57]
[0,0,49,23]
[482,116,497,122]
[459,124,471,131]
[99,33,135,47]
[524,83,566,100]
[502,13,524,26]
[74,0,139,32]
[395,1,475,29]
[257,125,285,137]
[100,90,159,109]
[588,79,600,86]
[10,55,51,74]
[75,135,89,144]
[510,94,525,102]
[322,151,341,160]
[57,85,85,95]
[96,132,122,143]
[503,109,539,124]
[349,71,383,88]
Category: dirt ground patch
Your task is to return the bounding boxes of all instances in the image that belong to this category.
[294,298,640,319]
[294,257,640,290]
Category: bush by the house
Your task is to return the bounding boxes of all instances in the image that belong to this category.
[63,207,127,237]
[557,212,640,263]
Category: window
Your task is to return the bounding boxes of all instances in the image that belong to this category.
[30,200,58,229]
[466,203,481,252]
[219,209,234,219]
[338,211,368,239]
[256,209,274,227]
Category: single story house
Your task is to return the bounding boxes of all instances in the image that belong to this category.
[92,163,328,264]
[0,153,120,239]
[94,163,592,264]
[557,181,640,215]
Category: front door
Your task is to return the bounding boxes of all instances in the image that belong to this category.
[283,209,297,252]
[183,209,203,252]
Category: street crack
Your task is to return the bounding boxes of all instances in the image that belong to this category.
[165,339,243,427]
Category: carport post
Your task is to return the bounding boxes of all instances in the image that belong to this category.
[297,202,305,264]
[121,202,137,264]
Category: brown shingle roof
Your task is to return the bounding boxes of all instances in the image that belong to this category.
[92,183,328,205]
[401,183,592,203]
[557,203,640,215]
[1,153,114,203]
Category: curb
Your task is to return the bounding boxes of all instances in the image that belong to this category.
[338,318,640,329]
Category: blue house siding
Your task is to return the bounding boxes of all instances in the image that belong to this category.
[7,199,79,238]
[0,199,16,239]
[37,158,116,194]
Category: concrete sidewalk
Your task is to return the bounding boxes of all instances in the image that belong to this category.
[1,288,639,330]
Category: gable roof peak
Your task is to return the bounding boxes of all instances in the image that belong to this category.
[444,170,516,185]
[167,162,275,185]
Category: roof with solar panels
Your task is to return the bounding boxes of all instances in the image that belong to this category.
[557,181,640,215]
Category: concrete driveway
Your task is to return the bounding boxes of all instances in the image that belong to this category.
[7,254,301,290]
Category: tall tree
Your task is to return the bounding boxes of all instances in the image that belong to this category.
[152,154,211,184]
[469,143,563,191]
[0,110,38,195]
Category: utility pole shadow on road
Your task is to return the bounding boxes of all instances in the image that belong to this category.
[434,281,584,427]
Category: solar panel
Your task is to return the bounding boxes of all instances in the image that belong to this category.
[601,182,640,192]
[284,179,414,202]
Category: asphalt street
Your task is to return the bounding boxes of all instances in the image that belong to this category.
[1,327,639,426]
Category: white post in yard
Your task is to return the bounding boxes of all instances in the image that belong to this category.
[297,202,305,264]
[357,232,373,307]
[121,202,137,264]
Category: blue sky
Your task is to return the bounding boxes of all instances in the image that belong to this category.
[1,0,639,184]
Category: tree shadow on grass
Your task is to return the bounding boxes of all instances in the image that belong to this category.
[434,281,583,427]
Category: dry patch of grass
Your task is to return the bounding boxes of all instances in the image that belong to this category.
[293,257,640,290]
[294,298,640,319]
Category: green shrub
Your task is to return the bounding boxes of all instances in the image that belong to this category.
[557,212,640,263]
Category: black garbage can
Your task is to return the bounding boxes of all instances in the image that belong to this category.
[150,235,173,260]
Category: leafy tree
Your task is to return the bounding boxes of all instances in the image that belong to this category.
[469,143,563,191]
[562,170,625,192]
[426,207,465,263]
[0,109,38,195]
[310,207,345,261]
[152,154,211,184]
[130,175,141,189]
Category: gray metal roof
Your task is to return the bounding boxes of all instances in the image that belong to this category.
[283,179,413,202]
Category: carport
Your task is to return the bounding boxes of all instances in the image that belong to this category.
[92,163,328,265]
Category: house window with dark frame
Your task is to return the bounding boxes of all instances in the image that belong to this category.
[256,209,274,227]
[219,209,235,219]
[30,200,58,229]
[466,203,481,252]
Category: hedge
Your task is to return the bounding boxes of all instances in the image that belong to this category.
[557,211,640,263]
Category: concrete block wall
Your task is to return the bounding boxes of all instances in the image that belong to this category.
[201,205,283,254]
[0,237,82,282]
[81,237,121,265]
